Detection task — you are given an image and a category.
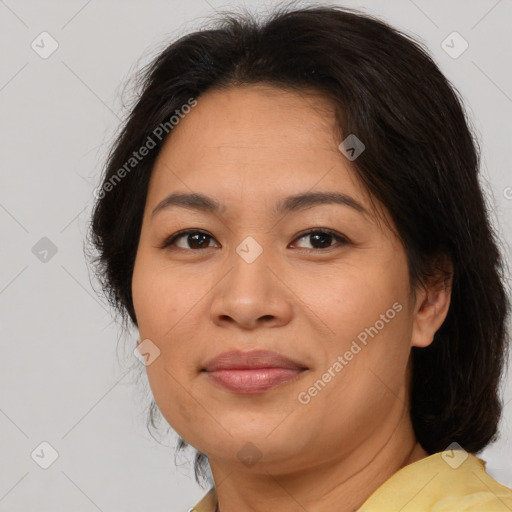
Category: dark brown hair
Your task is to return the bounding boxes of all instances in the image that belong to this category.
[86,2,511,486]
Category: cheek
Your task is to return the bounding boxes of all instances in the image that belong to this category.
[298,309,413,438]
[144,359,207,447]
[132,251,207,402]
[132,252,194,338]
[297,258,412,397]
[299,262,407,343]
[132,265,202,439]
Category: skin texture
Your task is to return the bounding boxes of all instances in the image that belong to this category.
[131,85,452,512]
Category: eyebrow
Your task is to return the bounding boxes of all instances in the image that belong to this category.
[151,191,368,218]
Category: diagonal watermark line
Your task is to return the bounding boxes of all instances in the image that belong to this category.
[266,164,336,234]
[472,61,512,105]
[471,0,502,30]
[61,0,93,29]
[0,265,28,296]
[0,408,29,438]
[264,405,299,439]
[0,0,29,28]
[61,61,121,121]
[160,160,234,236]
[0,62,29,93]
[100,317,116,333]
[201,0,217,11]
[0,472,29,504]
[61,471,104,512]
[60,203,89,233]
[398,473,439,511]
[264,471,309,512]
[407,0,439,28]
[76,171,93,186]
[202,468,234,493]
[61,370,130,439]
[60,265,110,314]
[265,265,336,335]
[368,367,405,405]
[471,470,512,511]
[0,203,29,233]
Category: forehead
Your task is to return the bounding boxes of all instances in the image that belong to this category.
[150,85,360,190]
[182,84,340,144]
[159,85,342,167]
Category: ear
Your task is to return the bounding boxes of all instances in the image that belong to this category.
[410,256,453,349]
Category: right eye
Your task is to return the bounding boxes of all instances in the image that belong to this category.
[159,229,220,251]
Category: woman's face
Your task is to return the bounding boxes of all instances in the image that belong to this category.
[131,85,430,473]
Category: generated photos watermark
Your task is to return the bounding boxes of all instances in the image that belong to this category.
[297,301,403,405]
[94,97,198,199]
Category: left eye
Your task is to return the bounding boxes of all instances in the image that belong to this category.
[291,229,349,250]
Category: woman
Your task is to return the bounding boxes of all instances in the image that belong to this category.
[88,3,512,511]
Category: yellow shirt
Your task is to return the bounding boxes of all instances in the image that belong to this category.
[190,451,512,511]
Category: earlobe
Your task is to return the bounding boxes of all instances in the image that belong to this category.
[410,271,453,349]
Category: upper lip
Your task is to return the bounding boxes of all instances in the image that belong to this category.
[202,349,307,372]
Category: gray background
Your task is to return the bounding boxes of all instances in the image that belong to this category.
[0,0,511,511]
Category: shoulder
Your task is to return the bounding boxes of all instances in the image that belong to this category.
[431,455,512,512]
[358,451,512,512]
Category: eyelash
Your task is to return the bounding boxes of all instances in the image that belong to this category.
[158,228,350,252]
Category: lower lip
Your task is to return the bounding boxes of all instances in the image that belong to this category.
[205,368,305,394]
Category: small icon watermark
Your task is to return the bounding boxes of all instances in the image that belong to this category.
[441,31,469,59]
[31,32,59,59]
[32,237,58,263]
[31,441,59,469]
[441,442,469,469]
[134,338,161,366]
[338,134,365,161]
[236,236,263,263]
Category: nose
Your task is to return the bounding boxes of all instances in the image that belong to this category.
[209,244,293,330]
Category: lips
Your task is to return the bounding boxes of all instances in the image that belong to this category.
[203,349,307,372]
[202,349,308,394]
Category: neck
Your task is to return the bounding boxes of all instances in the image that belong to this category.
[209,410,428,512]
